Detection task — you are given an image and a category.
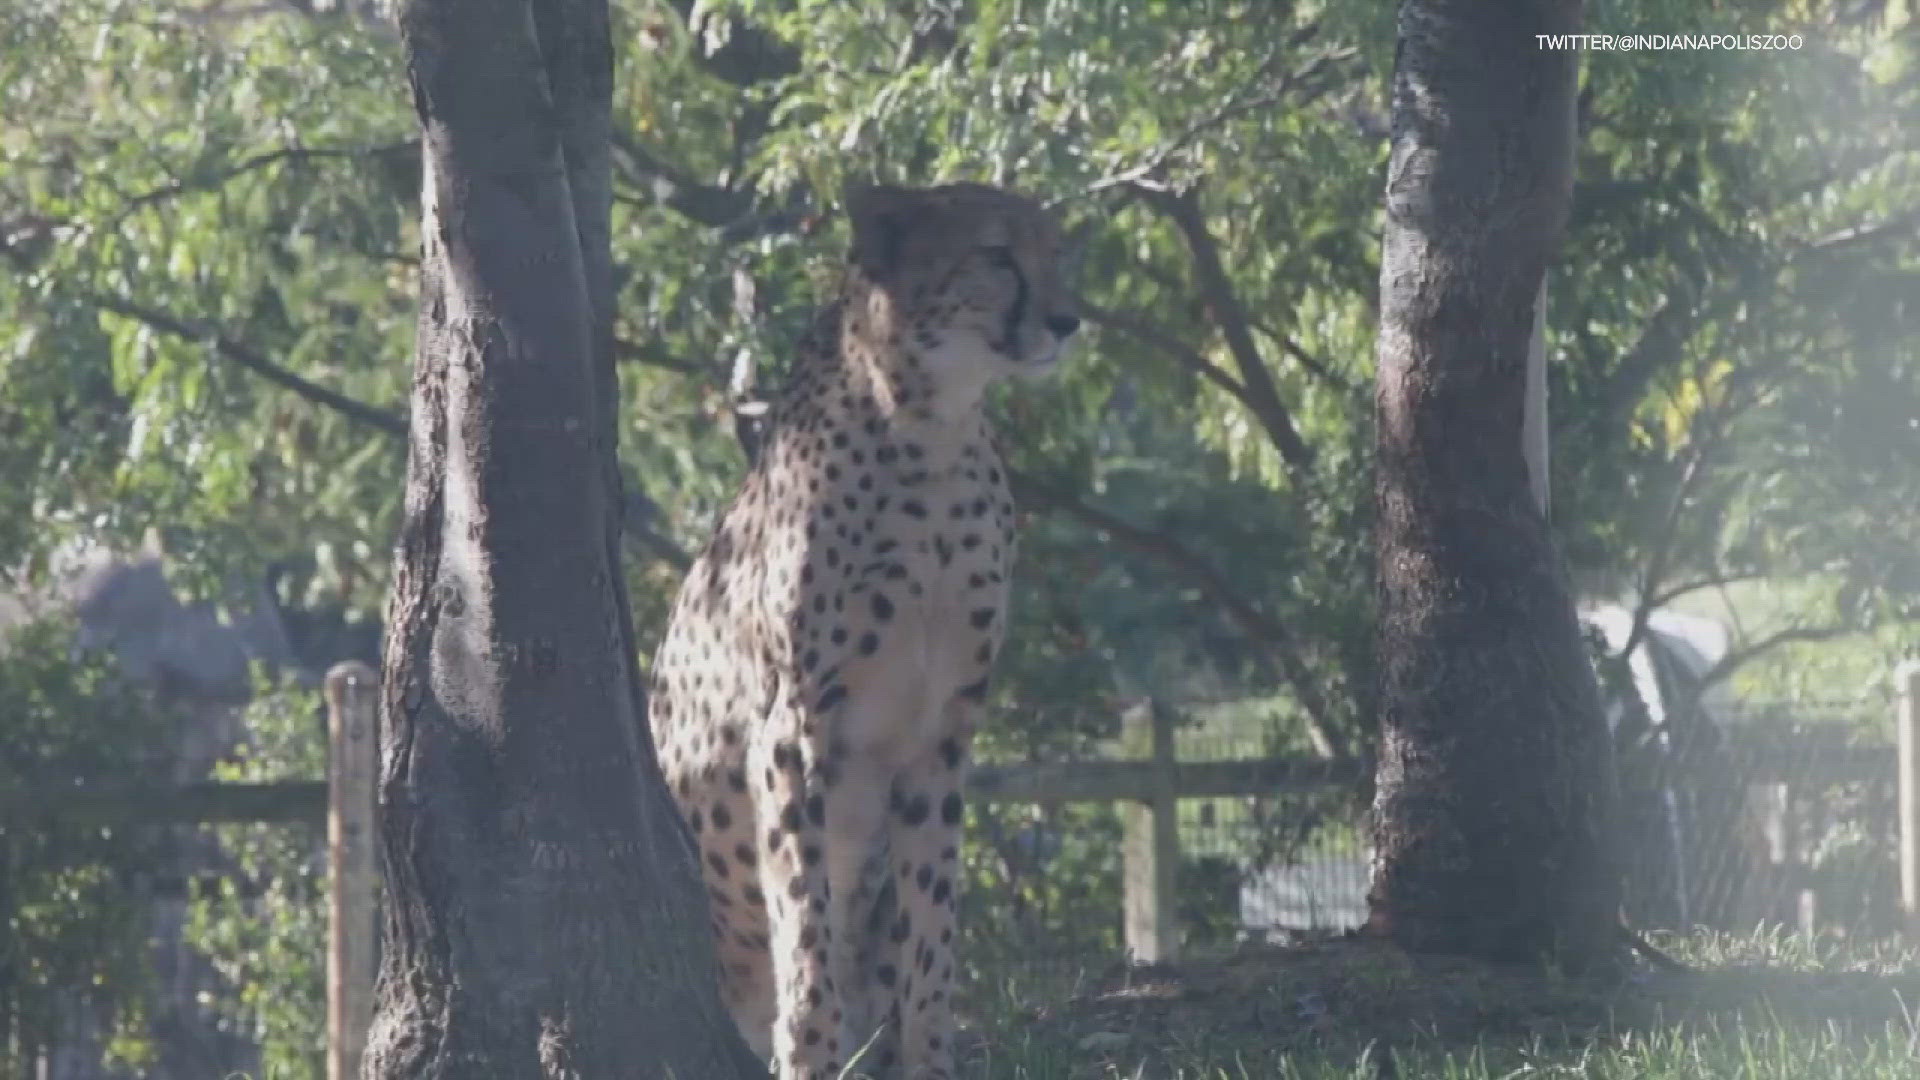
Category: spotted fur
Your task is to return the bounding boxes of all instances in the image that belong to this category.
[647,182,1079,1079]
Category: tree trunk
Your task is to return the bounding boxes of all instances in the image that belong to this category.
[364,1,765,1075]
[1366,0,1620,965]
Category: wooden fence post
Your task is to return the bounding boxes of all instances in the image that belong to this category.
[1121,701,1179,964]
[1899,663,1920,937]
[325,661,379,1080]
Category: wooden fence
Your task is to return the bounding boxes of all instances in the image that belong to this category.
[8,663,1920,1075]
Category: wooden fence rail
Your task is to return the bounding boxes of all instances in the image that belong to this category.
[0,780,327,824]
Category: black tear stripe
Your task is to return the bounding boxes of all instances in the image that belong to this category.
[878,212,907,270]
[994,250,1029,351]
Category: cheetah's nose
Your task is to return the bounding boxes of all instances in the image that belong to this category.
[1045,313,1081,338]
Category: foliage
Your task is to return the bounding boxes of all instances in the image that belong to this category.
[1553,2,1920,661]
[1,0,414,601]
[182,675,328,1080]
[961,802,1124,997]
[6,0,1915,745]
[0,616,175,1075]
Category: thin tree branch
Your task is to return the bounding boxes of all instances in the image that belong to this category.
[1585,288,1698,442]
[83,292,694,569]
[1073,34,1355,201]
[89,291,408,437]
[1072,292,1249,398]
[1611,446,1710,667]
[1586,261,1796,665]
[618,466,694,573]
[1646,570,1769,611]
[117,141,416,220]
[5,142,419,267]
[1139,186,1317,478]
[607,134,813,244]
[1803,203,1920,253]
[1248,317,1363,397]
[613,334,704,376]
[1008,469,1350,768]
[610,134,757,230]
[1587,179,1914,449]
[1610,294,1823,668]
[1689,622,1858,700]
[662,0,801,88]
[1777,137,1920,205]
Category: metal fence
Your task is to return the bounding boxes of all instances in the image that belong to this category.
[959,701,1364,1009]
[1611,700,1899,937]
[957,692,1906,1005]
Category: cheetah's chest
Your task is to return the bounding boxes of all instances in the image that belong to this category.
[828,459,1012,759]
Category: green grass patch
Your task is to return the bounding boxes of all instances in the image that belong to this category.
[950,929,1920,1078]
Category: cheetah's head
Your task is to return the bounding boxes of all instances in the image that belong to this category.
[845,181,1080,385]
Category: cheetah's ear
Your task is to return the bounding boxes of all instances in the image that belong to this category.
[845,180,917,276]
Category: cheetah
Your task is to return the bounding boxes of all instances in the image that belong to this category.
[647,182,1079,1079]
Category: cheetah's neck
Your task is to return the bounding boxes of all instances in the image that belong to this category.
[780,294,996,440]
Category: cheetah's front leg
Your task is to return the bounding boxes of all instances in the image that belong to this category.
[885,729,972,1080]
[819,779,897,1076]
[752,730,852,1080]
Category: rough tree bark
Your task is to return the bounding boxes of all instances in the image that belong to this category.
[1366,0,1621,965]
[363,1,765,1075]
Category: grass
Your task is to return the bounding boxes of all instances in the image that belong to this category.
[949,929,1920,1078]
